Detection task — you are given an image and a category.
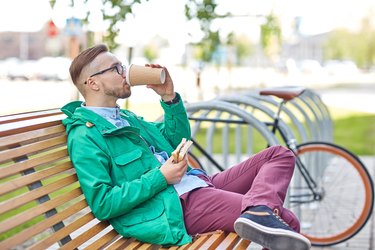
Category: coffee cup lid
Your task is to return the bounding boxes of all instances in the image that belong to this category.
[160,69,166,84]
[125,64,133,86]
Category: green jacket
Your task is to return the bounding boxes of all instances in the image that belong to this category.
[61,94,192,246]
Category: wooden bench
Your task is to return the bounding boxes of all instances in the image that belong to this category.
[0,109,251,250]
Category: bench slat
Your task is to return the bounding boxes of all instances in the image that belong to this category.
[0,147,69,179]
[0,198,87,249]
[188,234,211,249]
[0,119,63,137]
[0,187,82,234]
[0,135,67,164]
[59,220,111,250]
[0,161,73,195]
[0,174,78,214]
[106,237,135,250]
[124,240,144,249]
[175,244,190,249]
[233,239,251,250]
[137,242,160,250]
[0,124,65,148]
[29,211,96,250]
[198,231,227,250]
[215,232,241,249]
[0,109,62,125]
[85,229,121,250]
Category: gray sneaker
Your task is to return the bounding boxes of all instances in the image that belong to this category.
[234,205,311,250]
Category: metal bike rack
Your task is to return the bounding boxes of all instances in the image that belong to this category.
[243,91,319,142]
[216,94,303,143]
[302,89,333,141]
[292,91,327,141]
[185,100,279,174]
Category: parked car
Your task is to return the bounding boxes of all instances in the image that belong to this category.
[35,57,71,81]
[323,60,359,75]
[7,59,38,80]
[298,59,324,75]
[0,57,19,79]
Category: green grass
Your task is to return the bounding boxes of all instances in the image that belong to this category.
[333,114,375,155]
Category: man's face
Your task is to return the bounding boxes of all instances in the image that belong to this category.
[89,52,131,100]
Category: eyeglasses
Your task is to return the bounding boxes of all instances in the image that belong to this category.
[84,64,126,84]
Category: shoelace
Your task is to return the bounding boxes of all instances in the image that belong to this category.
[273,208,290,227]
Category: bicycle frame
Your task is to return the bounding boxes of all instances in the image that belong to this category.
[268,100,322,204]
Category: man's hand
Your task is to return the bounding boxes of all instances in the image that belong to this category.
[159,155,188,184]
[144,64,175,101]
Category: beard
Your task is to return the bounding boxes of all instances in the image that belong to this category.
[104,84,131,99]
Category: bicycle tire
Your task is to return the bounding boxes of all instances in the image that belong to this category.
[289,141,374,246]
[188,152,205,171]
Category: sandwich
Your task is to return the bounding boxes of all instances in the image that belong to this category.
[172,138,193,163]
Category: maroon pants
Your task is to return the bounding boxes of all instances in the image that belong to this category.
[180,145,300,235]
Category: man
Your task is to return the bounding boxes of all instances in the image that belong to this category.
[61,44,311,250]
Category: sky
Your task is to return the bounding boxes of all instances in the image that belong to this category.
[0,0,374,46]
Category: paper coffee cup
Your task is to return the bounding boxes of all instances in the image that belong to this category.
[126,64,166,86]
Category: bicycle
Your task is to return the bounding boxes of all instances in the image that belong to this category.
[186,87,374,247]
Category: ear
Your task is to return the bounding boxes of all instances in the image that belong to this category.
[86,77,100,91]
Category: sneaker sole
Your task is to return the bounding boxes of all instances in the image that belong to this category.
[234,217,311,250]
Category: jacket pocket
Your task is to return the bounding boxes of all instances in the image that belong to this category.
[114,149,142,165]
[122,203,164,226]
[114,149,144,180]
[120,203,171,244]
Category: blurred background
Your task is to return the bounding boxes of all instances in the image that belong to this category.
[0,0,374,120]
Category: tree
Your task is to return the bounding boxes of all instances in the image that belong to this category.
[78,0,227,57]
[323,15,375,69]
[80,0,146,50]
[260,12,282,63]
[76,0,277,66]
[184,0,228,63]
[143,44,158,63]
[230,33,254,66]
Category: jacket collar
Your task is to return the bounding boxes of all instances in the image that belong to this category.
[62,101,134,135]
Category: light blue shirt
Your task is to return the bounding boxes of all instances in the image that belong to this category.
[83,104,130,127]
[82,104,208,196]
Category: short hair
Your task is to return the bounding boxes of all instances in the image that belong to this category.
[69,44,108,85]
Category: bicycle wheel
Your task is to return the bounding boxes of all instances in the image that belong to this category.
[289,141,374,246]
[188,152,205,170]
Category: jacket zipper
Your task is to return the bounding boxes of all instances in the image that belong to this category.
[120,130,164,164]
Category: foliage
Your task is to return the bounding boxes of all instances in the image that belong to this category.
[80,0,145,50]
[230,33,254,66]
[323,16,375,69]
[143,43,158,62]
[260,13,282,61]
[71,1,374,69]
[184,0,228,63]
[73,0,271,64]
